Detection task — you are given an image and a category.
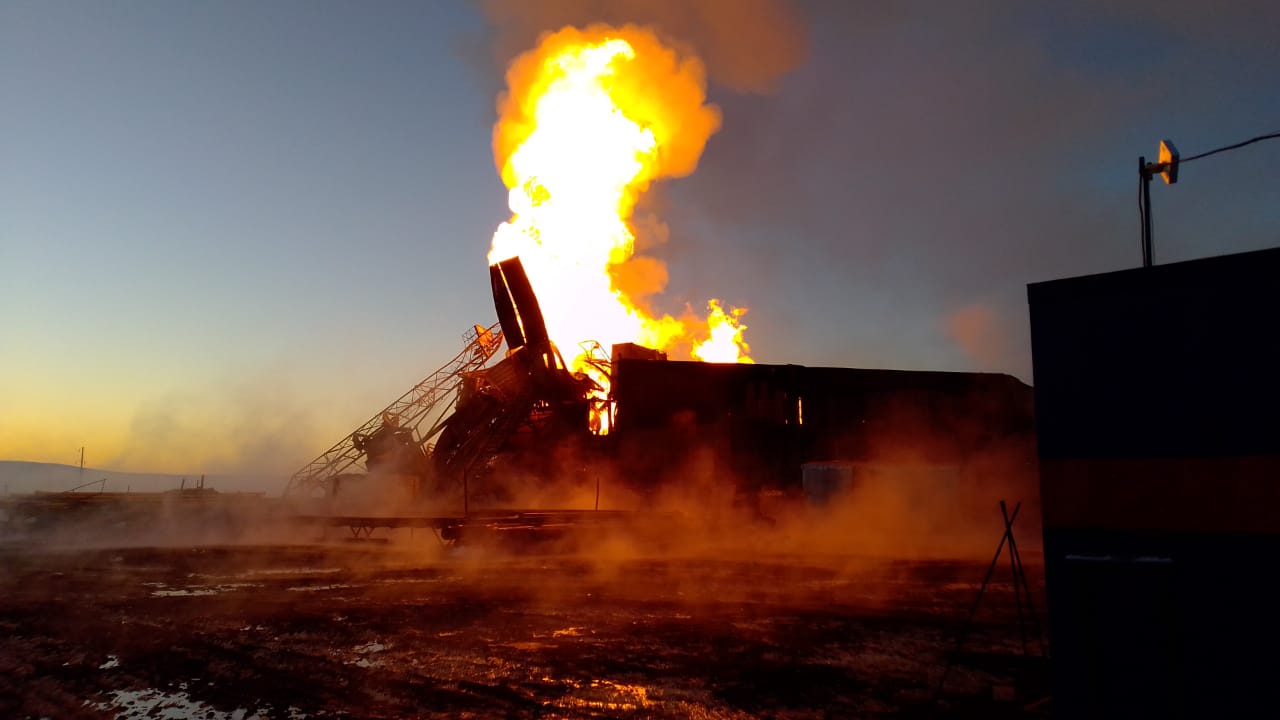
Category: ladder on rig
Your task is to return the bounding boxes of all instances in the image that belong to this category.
[283,323,504,497]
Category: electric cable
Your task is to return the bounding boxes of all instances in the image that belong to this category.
[1180,131,1280,164]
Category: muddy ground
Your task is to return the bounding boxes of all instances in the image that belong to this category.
[0,535,1048,719]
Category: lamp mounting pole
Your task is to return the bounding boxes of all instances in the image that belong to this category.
[1138,139,1180,268]
[1137,131,1280,267]
[1139,156,1154,268]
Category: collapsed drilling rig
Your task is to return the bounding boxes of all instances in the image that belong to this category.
[286,256,1037,527]
[284,257,602,512]
[281,320,502,501]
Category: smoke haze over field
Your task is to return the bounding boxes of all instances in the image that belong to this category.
[2,1,1278,476]
[0,461,280,497]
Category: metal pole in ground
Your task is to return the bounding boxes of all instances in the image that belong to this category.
[1140,156,1153,267]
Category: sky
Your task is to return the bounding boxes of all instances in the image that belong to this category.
[2,0,1278,480]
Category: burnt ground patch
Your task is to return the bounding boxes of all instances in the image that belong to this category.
[0,543,1048,718]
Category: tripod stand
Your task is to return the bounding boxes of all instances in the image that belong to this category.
[935,500,1047,699]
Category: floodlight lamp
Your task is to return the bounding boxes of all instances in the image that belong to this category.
[1159,139,1179,184]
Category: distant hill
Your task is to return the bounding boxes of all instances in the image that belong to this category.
[0,461,284,497]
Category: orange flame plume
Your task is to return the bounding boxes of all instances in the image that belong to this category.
[488,25,753,428]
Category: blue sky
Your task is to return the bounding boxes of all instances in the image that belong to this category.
[2,1,1278,476]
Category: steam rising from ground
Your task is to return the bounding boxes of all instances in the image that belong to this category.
[6,433,1037,571]
[384,453,1042,619]
[546,460,1032,560]
[1,496,306,549]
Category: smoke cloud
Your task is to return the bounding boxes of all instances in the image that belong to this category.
[107,371,322,481]
[943,303,1015,372]
[476,0,808,95]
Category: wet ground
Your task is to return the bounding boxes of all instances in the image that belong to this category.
[0,540,1049,719]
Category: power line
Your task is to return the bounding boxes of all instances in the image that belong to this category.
[1181,131,1280,164]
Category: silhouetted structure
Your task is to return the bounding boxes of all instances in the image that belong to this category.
[292,257,1037,517]
[1028,246,1280,718]
[612,359,1033,494]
